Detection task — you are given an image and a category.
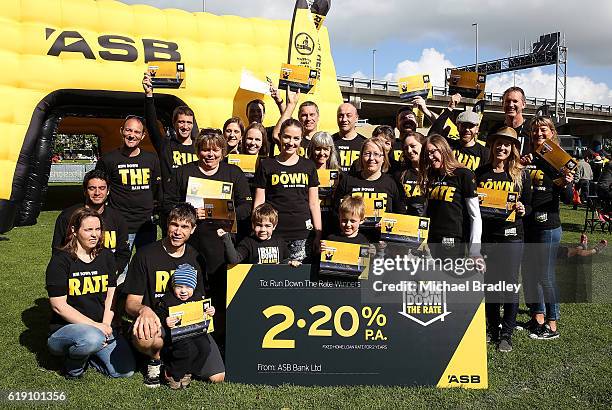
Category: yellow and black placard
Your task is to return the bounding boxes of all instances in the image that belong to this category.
[202,198,237,233]
[279,63,318,93]
[398,74,432,101]
[186,177,233,208]
[362,196,385,227]
[477,188,518,222]
[381,213,430,244]
[169,298,214,341]
[147,61,186,89]
[228,154,259,178]
[448,70,486,99]
[320,240,370,279]
[225,264,487,387]
[317,169,339,197]
[536,140,578,176]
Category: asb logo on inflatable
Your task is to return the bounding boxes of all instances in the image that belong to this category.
[45,28,181,62]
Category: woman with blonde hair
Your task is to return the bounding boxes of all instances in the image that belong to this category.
[521,116,573,340]
[334,137,404,242]
[418,134,481,256]
[476,126,532,352]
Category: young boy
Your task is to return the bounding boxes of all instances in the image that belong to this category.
[155,263,215,390]
[217,203,299,266]
[326,196,370,245]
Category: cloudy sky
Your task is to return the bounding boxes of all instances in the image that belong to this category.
[119,0,612,105]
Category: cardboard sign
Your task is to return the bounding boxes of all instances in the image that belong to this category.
[317,169,339,197]
[147,61,185,89]
[169,298,214,341]
[278,63,318,93]
[536,140,578,176]
[320,240,370,280]
[225,264,487,387]
[186,177,236,232]
[202,198,237,232]
[362,196,385,227]
[227,154,259,178]
[398,74,432,101]
[448,70,486,99]
[477,188,518,222]
[381,213,430,244]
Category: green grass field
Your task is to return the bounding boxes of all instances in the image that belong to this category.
[0,207,610,409]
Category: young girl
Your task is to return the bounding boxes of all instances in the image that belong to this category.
[395,131,426,216]
[46,207,135,379]
[418,134,481,257]
[476,126,532,352]
[334,138,404,242]
[223,117,244,155]
[521,117,573,340]
[253,119,322,261]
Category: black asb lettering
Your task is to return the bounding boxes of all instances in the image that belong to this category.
[98,35,138,62]
[142,39,181,63]
[47,30,95,59]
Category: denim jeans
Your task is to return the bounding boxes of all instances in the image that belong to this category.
[483,240,523,337]
[47,324,135,378]
[523,226,562,321]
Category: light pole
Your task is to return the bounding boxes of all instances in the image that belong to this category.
[472,23,479,73]
[372,49,376,80]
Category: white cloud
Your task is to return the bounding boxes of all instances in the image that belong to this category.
[350,70,368,79]
[487,68,612,105]
[383,48,454,87]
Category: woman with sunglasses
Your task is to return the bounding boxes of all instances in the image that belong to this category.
[520,117,573,340]
[418,134,482,258]
[253,119,322,261]
[46,207,135,379]
[334,137,404,242]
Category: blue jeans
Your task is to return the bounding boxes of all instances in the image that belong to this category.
[47,324,135,378]
[523,227,562,321]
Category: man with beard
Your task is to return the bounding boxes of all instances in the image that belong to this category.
[447,110,489,171]
[52,169,130,278]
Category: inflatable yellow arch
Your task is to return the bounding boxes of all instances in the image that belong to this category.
[0,0,343,232]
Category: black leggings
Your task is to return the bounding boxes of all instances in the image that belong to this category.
[165,335,211,380]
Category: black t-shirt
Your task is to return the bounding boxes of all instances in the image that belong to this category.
[523,157,563,231]
[96,148,161,232]
[425,167,478,241]
[46,249,117,333]
[122,241,204,309]
[448,139,490,172]
[52,204,131,274]
[253,157,319,241]
[333,133,366,172]
[164,161,252,275]
[326,233,369,245]
[475,165,532,241]
[394,167,425,216]
[236,235,289,264]
[334,172,404,242]
[144,96,198,188]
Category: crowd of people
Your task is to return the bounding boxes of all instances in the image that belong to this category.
[45,76,610,389]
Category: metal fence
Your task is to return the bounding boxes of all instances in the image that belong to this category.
[49,163,97,183]
[336,76,612,114]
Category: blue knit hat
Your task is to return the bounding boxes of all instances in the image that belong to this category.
[173,264,197,289]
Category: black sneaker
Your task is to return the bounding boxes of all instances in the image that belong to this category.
[498,337,513,352]
[536,325,560,340]
[144,359,161,388]
[517,318,539,332]
[486,326,499,344]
